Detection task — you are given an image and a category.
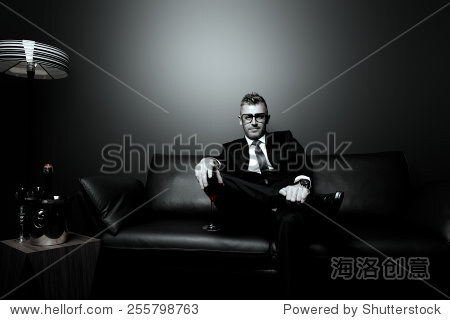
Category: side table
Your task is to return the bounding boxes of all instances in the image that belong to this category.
[0,233,100,299]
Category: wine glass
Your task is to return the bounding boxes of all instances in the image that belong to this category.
[15,186,28,243]
[202,175,222,232]
[17,206,27,243]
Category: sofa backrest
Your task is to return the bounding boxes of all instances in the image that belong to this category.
[146,154,211,218]
[311,151,411,218]
[145,151,411,218]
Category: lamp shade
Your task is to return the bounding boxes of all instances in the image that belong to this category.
[0,40,69,80]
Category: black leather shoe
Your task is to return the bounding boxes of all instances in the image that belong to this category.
[309,191,344,216]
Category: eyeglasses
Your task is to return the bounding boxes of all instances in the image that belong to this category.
[240,113,268,124]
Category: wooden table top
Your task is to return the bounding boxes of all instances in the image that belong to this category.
[0,233,100,254]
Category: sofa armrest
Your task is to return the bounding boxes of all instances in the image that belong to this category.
[66,190,103,237]
[408,179,450,243]
[78,175,148,235]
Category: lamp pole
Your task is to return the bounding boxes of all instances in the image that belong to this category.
[25,62,35,187]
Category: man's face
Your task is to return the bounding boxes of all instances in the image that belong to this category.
[239,103,269,140]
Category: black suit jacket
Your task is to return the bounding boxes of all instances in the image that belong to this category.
[216,130,311,190]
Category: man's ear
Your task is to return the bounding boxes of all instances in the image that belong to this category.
[238,115,242,126]
[265,114,270,125]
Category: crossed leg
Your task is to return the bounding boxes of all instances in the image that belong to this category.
[212,173,312,297]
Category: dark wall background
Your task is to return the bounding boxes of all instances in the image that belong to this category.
[1,0,449,239]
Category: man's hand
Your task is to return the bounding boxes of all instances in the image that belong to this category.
[195,157,223,189]
[279,184,310,203]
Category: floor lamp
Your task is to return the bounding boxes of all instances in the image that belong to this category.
[0,39,69,187]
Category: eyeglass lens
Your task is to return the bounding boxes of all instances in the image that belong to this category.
[242,113,266,123]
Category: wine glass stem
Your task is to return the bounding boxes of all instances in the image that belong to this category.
[210,200,214,225]
[19,223,24,242]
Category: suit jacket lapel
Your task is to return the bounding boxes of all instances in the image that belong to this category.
[240,139,250,171]
[265,131,275,167]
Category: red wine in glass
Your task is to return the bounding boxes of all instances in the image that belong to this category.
[202,175,222,232]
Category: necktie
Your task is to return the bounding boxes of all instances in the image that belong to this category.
[252,140,270,172]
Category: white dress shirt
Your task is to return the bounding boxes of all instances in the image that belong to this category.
[244,134,311,186]
[244,135,274,173]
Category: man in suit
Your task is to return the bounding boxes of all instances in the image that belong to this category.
[195,92,343,296]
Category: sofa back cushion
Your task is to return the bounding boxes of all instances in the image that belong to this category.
[311,151,411,218]
[145,154,210,218]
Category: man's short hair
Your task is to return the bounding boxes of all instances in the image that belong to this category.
[240,92,268,112]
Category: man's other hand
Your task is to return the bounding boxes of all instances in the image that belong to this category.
[279,184,310,203]
[195,157,223,189]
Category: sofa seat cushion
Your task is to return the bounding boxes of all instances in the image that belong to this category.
[308,221,449,257]
[101,218,271,255]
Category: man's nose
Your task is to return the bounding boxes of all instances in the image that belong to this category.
[251,117,258,125]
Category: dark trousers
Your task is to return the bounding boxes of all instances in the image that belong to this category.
[214,172,313,297]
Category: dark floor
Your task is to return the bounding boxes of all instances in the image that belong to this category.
[90,266,449,300]
[3,264,447,300]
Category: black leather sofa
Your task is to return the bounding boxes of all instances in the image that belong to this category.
[71,151,450,299]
